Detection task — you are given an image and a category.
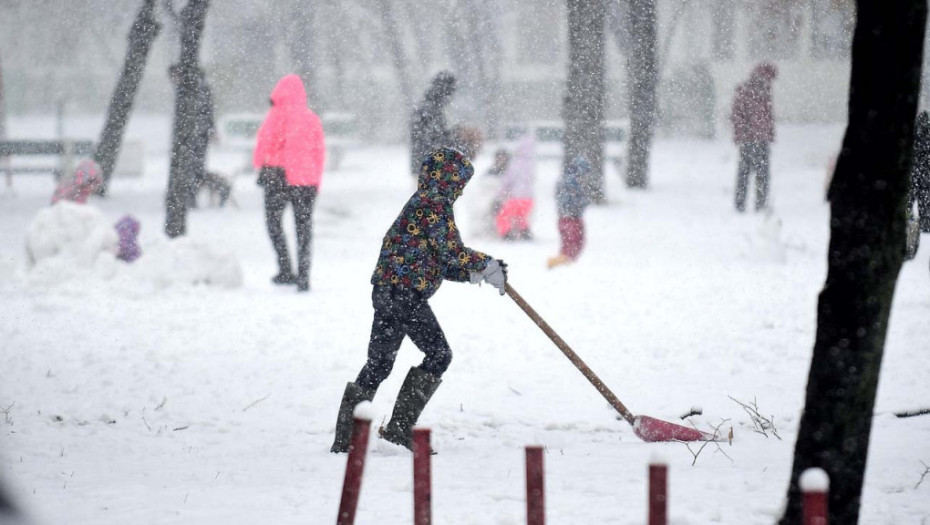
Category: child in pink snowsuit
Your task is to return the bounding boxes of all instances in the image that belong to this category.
[51,159,103,205]
[495,132,535,240]
[548,156,592,268]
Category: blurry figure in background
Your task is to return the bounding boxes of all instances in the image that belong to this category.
[168,64,215,209]
[451,124,484,160]
[115,215,141,263]
[468,148,509,237]
[908,110,930,234]
[903,109,930,260]
[330,148,508,453]
[548,156,592,269]
[409,72,456,177]
[730,62,777,212]
[51,158,102,204]
[254,74,326,292]
[495,131,536,240]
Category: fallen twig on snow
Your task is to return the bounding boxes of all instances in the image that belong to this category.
[729,395,781,440]
[896,408,930,418]
[242,394,271,412]
[916,461,929,489]
[1,402,14,425]
[677,419,733,466]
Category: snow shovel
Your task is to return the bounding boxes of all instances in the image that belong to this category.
[505,283,719,442]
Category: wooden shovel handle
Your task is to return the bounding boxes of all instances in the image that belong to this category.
[505,283,636,425]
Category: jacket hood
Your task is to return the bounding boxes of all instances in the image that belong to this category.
[751,62,778,82]
[270,74,308,106]
[416,147,473,201]
[424,71,456,104]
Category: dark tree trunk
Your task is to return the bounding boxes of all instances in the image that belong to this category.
[625,0,658,189]
[94,0,160,195]
[779,2,926,524]
[284,0,319,108]
[563,0,606,201]
[165,0,209,238]
[377,0,414,112]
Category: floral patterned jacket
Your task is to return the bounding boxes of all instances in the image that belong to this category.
[371,148,492,299]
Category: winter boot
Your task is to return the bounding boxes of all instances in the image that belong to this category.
[330,382,376,453]
[380,367,441,450]
[546,254,571,269]
[272,272,297,285]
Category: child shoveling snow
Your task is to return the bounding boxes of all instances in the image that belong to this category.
[330,147,508,453]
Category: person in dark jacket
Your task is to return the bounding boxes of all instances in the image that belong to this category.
[730,62,777,212]
[548,155,592,268]
[909,110,930,233]
[169,64,215,209]
[409,72,457,177]
[331,147,508,453]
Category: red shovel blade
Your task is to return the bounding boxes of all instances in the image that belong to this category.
[633,415,720,442]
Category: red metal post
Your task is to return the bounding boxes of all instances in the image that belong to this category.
[413,428,432,525]
[525,446,545,525]
[801,468,829,525]
[648,462,667,525]
[336,416,371,525]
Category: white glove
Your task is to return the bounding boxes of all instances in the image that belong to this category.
[470,259,507,295]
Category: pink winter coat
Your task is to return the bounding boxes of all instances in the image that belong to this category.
[253,74,326,187]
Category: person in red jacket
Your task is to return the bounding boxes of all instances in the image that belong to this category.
[253,74,326,292]
[730,62,777,212]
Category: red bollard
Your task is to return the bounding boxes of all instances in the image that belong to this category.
[525,446,545,525]
[336,415,371,525]
[800,467,829,525]
[413,428,432,525]
[648,462,667,525]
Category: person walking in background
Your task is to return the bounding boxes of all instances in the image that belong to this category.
[495,130,536,240]
[730,62,777,212]
[253,74,326,292]
[909,110,930,233]
[168,64,215,209]
[409,72,456,177]
[330,148,508,453]
[548,155,592,269]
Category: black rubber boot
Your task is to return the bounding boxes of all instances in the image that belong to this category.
[381,367,441,450]
[330,382,376,453]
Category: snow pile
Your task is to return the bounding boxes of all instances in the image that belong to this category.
[24,201,120,285]
[132,236,243,289]
[745,211,788,263]
[22,201,242,289]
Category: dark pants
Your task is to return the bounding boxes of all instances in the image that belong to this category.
[354,286,453,392]
[261,167,317,283]
[910,168,930,232]
[735,142,770,212]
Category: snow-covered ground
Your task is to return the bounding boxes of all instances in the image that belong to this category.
[1,118,928,524]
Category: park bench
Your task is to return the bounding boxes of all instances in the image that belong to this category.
[0,139,96,179]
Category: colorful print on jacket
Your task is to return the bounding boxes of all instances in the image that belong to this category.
[372,148,492,299]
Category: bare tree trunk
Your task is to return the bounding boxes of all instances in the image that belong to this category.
[165,0,209,238]
[779,2,926,524]
[94,0,160,195]
[377,0,414,112]
[625,0,658,189]
[563,0,606,201]
[1,51,9,188]
[283,0,319,108]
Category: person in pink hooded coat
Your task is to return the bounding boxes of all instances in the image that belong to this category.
[253,74,326,292]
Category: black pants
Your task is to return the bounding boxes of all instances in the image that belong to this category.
[354,286,453,392]
[735,142,770,212]
[261,167,317,282]
[910,168,930,232]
